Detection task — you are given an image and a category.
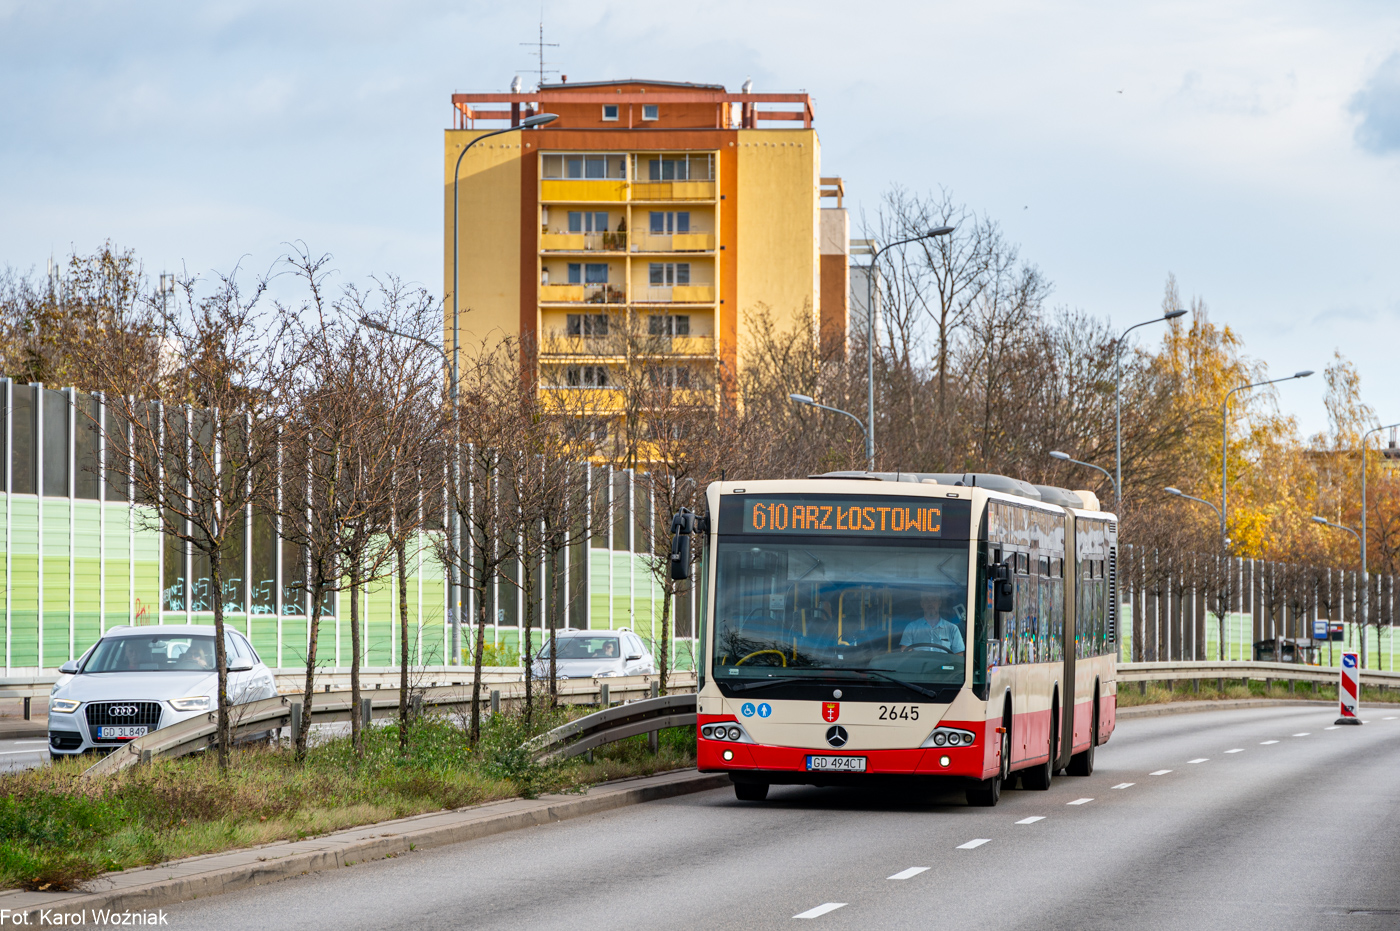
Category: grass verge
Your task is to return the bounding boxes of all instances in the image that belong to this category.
[1117,679,1400,707]
[0,707,696,893]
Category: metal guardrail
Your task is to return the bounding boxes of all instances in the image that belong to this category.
[528,694,699,762]
[1118,661,1400,689]
[81,673,698,778]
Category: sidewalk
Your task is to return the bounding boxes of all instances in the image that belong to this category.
[0,706,45,739]
[0,768,729,922]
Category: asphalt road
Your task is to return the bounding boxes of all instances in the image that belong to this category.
[162,704,1400,930]
[0,737,49,771]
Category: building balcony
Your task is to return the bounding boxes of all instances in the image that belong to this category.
[539,284,627,304]
[541,231,629,252]
[630,181,716,202]
[634,286,716,304]
[630,232,715,253]
[639,335,715,356]
[538,335,714,358]
[540,180,629,202]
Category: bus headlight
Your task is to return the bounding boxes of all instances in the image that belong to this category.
[701,722,754,743]
[921,726,976,749]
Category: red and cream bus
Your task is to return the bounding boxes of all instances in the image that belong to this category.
[680,471,1118,806]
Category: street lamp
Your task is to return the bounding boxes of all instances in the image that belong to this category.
[864,227,954,471]
[1313,515,1365,668]
[1114,308,1187,513]
[444,110,556,664]
[1222,370,1313,555]
[790,393,869,454]
[1049,450,1115,503]
[360,315,464,665]
[1361,422,1400,666]
[1165,486,1228,659]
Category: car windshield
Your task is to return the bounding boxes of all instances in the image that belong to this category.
[540,636,622,661]
[712,538,970,687]
[83,635,218,673]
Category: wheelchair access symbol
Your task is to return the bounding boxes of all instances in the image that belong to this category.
[741,702,756,717]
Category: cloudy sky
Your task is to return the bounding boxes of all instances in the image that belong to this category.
[2,0,1398,438]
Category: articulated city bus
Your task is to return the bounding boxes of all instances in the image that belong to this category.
[679,471,1118,806]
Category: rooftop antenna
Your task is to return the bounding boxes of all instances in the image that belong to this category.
[520,13,559,91]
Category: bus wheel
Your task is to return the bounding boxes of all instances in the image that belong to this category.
[734,782,769,802]
[1022,717,1055,791]
[1068,707,1097,776]
[967,727,1009,807]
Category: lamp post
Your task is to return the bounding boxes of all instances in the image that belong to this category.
[1222,371,1312,556]
[360,316,461,664]
[1049,450,1115,503]
[1165,486,1229,660]
[445,109,557,663]
[864,227,954,471]
[1361,421,1400,670]
[1114,309,1187,513]
[1313,515,1364,668]
[790,393,869,456]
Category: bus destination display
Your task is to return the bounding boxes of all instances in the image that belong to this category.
[743,498,943,537]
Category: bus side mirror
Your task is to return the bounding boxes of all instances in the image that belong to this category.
[992,563,1014,613]
[669,532,692,580]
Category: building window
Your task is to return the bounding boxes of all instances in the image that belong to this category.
[566,313,609,337]
[648,365,691,388]
[602,104,619,121]
[649,211,690,234]
[642,104,659,121]
[648,263,691,286]
[568,211,609,233]
[566,365,610,387]
[648,314,690,336]
[642,153,714,181]
[567,263,610,284]
[543,153,627,180]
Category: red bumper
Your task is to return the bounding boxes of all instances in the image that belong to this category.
[697,715,994,780]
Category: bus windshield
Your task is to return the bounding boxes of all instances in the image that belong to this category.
[712,538,970,687]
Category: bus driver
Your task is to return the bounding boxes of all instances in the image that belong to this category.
[899,590,966,653]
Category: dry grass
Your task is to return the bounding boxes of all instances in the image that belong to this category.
[0,709,696,893]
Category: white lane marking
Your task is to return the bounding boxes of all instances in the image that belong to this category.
[0,749,46,756]
[1325,726,1340,730]
[1225,749,1244,754]
[1112,783,1135,789]
[1188,758,1208,764]
[887,867,929,880]
[1261,740,1279,745]
[1292,732,1310,737]
[1067,798,1094,805]
[1385,716,1397,721]
[1015,816,1045,824]
[1150,769,1172,776]
[8,740,48,745]
[957,839,992,849]
[1361,720,1370,723]
[794,903,847,919]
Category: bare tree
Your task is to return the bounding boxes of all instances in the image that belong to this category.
[94,263,291,769]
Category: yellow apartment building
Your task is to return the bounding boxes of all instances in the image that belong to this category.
[444,79,849,440]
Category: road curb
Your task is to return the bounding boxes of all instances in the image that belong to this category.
[1118,698,1336,720]
[0,769,730,921]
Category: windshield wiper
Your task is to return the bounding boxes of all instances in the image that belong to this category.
[814,667,947,701]
[724,668,946,701]
[725,677,806,692]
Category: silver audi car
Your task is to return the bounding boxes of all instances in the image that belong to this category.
[47,625,278,760]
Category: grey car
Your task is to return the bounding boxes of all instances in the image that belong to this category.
[47,625,278,760]
[530,628,656,680]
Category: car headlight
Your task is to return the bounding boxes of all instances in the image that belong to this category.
[596,669,621,678]
[168,695,212,712]
[49,698,80,714]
